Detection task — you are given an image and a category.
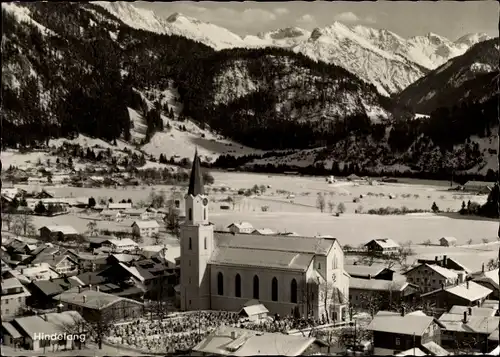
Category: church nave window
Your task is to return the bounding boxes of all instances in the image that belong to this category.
[235,274,241,297]
[290,279,298,303]
[188,208,192,221]
[271,277,278,301]
[204,208,207,221]
[253,275,260,299]
[217,272,224,296]
[188,237,192,250]
[204,237,207,250]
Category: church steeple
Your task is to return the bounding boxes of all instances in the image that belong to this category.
[188,149,204,196]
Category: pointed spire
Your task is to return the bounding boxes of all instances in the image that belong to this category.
[188,149,204,196]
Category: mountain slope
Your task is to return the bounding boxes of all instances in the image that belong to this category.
[93,2,491,97]
[292,22,427,96]
[94,1,246,50]
[395,38,499,114]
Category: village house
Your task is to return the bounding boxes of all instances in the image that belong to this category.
[191,325,329,356]
[39,225,79,242]
[227,222,254,234]
[345,264,395,281]
[403,263,462,293]
[99,257,174,300]
[1,277,31,318]
[468,267,499,300]
[22,247,79,276]
[348,278,419,310]
[67,249,109,272]
[54,286,144,322]
[131,220,160,237]
[5,263,60,284]
[100,209,123,221]
[463,181,496,194]
[27,277,83,309]
[417,255,471,273]
[141,244,181,269]
[439,237,457,247]
[107,202,133,211]
[4,311,86,351]
[438,310,500,352]
[100,238,139,253]
[367,309,446,356]
[180,151,350,321]
[395,342,450,356]
[27,176,48,185]
[252,228,276,236]
[447,305,498,317]
[420,281,492,311]
[238,301,270,323]
[364,238,400,255]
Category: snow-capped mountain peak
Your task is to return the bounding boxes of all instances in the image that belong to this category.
[455,33,492,47]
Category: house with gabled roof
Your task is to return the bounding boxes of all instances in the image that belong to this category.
[1,277,31,318]
[348,278,419,310]
[191,325,329,356]
[364,238,400,254]
[227,222,254,234]
[131,220,160,237]
[438,311,500,352]
[180,151,350,321]
[468,267,499,300]
[54,286,144,322]
[420,281,493,311]
[367,309,446,356]
[403,263,463,293]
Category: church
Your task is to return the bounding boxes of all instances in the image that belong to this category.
[180,151,350,321]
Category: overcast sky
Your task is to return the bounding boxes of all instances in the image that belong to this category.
[135,1,498,40]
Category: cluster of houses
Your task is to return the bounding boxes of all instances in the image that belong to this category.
[1,232,180,351]
[1,155,499,356]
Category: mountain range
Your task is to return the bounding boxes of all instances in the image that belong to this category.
[96,1,491,96]
[2,1,498,179]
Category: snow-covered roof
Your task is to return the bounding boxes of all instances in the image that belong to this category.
[40,225,78,235]
[366,238,400,249]
[106,238,138,247]
[440,236,457,242]
[132,220,160,229]
[227,222,254,229]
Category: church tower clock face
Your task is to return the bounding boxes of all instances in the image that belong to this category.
[202,198,208,206]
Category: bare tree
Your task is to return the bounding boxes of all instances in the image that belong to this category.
[337,202,346,214]
[86,221,98,236]
[316,193,326,213]
[423,239,431,246]
[486,257,499,270]
[358,292,383,318]
[331,322,373,353]
[164,198,180,238]
[327,201,335,213]
[12,213,35,236]
[152,232,162,245]
[2,213,13,231]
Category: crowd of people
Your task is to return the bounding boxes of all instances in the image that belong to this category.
[106,311,328,353]
[106,311,240,353]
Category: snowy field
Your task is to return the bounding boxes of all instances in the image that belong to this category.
[9,171,497,271]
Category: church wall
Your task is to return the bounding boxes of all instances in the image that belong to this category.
[209,264,309,317]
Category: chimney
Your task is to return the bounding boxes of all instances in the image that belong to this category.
[231,331,237,340]
[368,274,372,280]
[435,256,438,262]
[443,255,447,267]
[468,307,472,315]
[463,311,468,323]
[482,263,485,272]
[401,307,406,317]
[96,286,100,292]
[466,281,469,289]
[441,282,445,290]
[83,295,87,303]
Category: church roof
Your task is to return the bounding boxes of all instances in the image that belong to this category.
[214,232,335,255]
[210,247,314,271]
[188,150,204,196]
